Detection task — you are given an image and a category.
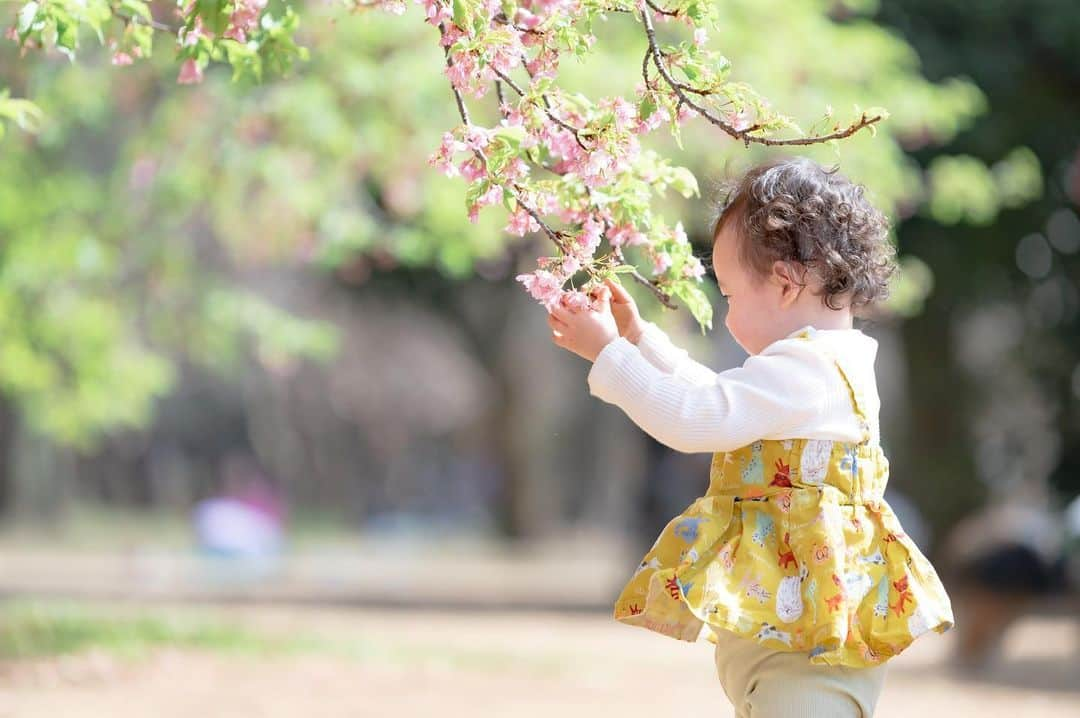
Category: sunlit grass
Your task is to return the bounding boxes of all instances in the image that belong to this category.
[0,600,568,675]
[0,600,330,660]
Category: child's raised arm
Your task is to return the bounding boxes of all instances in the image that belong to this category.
[634,321,720,388]
[599,278,718,387]
[587,334,834,453]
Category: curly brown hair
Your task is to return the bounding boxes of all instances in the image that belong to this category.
[710,156,897,312]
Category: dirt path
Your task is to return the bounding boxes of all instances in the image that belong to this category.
[0,602,1077,717]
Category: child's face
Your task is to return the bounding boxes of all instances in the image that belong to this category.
[711,223,792,355]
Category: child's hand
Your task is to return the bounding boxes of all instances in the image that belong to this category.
[597,277,647,344]
[547,288,619,362]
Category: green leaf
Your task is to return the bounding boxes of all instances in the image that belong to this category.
[638,92,656,121]
[17,2,39,36]
[121,0,153,23]
[673,282,713,333]
[492,124,526,149]
[668,167,699,198]
[452,0,471,30]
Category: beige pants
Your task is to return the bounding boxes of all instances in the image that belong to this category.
[710,627,889,717]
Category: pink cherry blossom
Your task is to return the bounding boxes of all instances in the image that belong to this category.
[561,255,581,275]
[440,23,466,47]
[223,0,266,43]
[673,221,689,245]
[572,215,605,257]
[464,125,492,150]
[581,148,615,188]
[514,8,541,30]
[177,58,204,84]
[543,126,585,164]
[503,157,530,181]
[505,207,542,236]
[538,192,561,214]
[428,131,466,177]
[602,96,637,131]
[499,103,526,127]
[446,51,477,91]
[635,105,671,134]
[516,269,564,309]
[726,109,753,132]
[651,250,672,275]
[111,51,134,66]
[525,48,559,80]
[445,51,495,99]
[478,183,504,209]
[179,16,210,48]
[683,256,706,279]
[561,289,592,312]
[488,41,523,75]
[419,0,453,26]
[693,28,708,48]
[458,156,487,182]
[608,223,648,249]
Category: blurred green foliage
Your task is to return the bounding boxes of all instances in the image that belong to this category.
[0,1,1045,447]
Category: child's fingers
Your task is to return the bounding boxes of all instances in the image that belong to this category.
[549,303,575,325]
[604,277,632,304]
[589,285,612,303]
[547,311,567,330]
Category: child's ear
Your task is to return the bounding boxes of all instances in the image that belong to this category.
[771,260,804,307]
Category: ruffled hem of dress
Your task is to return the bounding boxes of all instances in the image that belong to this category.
[611,492,956,668]
[614,565,955,668]
[698,602,955,667]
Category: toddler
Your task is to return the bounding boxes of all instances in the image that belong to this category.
[547,156,955,717]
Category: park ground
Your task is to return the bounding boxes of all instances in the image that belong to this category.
[0,598,1077,717]
[0,516,1077,717]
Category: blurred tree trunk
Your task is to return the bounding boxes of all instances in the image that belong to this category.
[444,240,554,541]
[899,309,987,556]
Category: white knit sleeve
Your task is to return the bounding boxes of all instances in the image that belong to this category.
[634,320,719,387]
[587,335,833,453]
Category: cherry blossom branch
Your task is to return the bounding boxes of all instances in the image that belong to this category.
[439,22,581,262]
[116,11,175,33]
[502,44,678,308]
[639,0,883,147]
[639,0,679,17]
[488,65,593,153]
[432,16,678,309]
[440,23,473,125]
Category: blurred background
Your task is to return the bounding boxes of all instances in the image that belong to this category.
[0,0,1078,715]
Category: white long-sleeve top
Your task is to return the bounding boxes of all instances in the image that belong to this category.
[586,321,882,454]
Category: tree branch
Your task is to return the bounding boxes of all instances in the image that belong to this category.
[639,1,883,147]
[439,22,680,311]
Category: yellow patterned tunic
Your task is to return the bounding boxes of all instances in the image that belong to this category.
[612,329,955,667]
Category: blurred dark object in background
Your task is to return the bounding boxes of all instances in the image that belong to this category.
[939,499,1079,670]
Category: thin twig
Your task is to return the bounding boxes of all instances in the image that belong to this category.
[639,1,883,147]
[489,65,593,153]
